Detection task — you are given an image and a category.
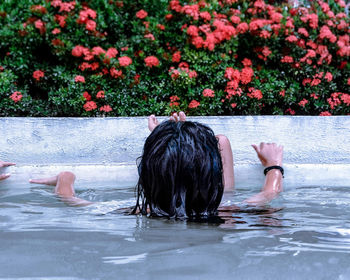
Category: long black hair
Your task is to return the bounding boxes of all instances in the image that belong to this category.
[133,120,224,220]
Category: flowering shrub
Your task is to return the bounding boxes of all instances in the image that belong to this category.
[0,0,349,116]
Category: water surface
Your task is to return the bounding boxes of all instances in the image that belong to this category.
[0,183,349,280]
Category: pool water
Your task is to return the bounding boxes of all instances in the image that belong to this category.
[0,182,349,280]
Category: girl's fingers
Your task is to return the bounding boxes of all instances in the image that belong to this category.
[2,162,16,167]
[251,144,259,153]
[0,174,10,181]
[179,111,186,121]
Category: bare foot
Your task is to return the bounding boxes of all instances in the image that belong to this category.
[29,175,58,186]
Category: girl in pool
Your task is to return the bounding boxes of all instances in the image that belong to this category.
[29,112,284,219]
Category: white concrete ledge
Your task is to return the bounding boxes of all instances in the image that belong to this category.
[1,117,350,188]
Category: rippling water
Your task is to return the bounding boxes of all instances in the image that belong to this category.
[0,183,349,280]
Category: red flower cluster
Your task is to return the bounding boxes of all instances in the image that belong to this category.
[34,19,46,34]
[51,0,76,13]
[136,9,148,19]
[202,89,214,98]
[118,56,132,67]
[170,95,180,107]
[188,100,200,109]
[100,105,112,112]
[33,70,44,81]
[77,7,97,31]
[96,90,105,99]
[10,91,23,103]
[75,75,85,83]
[144,56,159,68]
[247,87,263,100]
[83,101,97,111]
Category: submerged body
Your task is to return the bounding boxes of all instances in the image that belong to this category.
[28,112,284,220]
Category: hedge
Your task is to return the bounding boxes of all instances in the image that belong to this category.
[0,0,349,116]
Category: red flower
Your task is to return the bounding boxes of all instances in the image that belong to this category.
[91,46,105,56]
[144,33,155,41]
[188,70,197,78]
[203,89,214,98]
[105,48,118,59]
[285,35,298,43]
[100,105,112,112]
[136,9,148,19]
[225,67,240,81]
[324,72,333,82]
[52,28,61,34]
[199,11,211,21]
[261,46,271,59]
[51,38,64,46]
[170,95,180,107]
[187,25,199,37]
[10,91,23,103]
[172,51,181,63]
[247,87,263,100]
[298,98,309,107]
[341,93,350,105]
[188,100,200,108]
[230,15,241,24]
[33,70,44,81]
[83,101,97,111]
[310,93,319,99]
[192,36,204,48]
[310,79,321,86]
[281,56,294,63]
[170,69,180,80]
[319,25,337,43]
[298,28,309,37]
[34,19,45,34]
[319,111,332,116]
[86,20,96,31]
[236,22,248,34]
[31,5,47,14]
[285,108,295,115]
[96,90,105,99]
[279,90,285,97]
[240,67,254,84]
[72,45,88,57]
[110,67,122,78]
[241,58,252,67]
[83,91,91,101]
[157,24,165,30]
[144,56,159,67]
[302,78,312,86]
[327,92,341,109]
[54,14,67,28]
[179,62,189,70]
[165,14,173,21]
[118,56,132,67]
[75,75,85,83]
[231,103,237,108]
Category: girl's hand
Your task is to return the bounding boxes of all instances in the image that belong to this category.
[148,111,186,132]
[0,160,16,181]
[251,143,283,167]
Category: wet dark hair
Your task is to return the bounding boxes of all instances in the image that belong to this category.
[133,120,223,220]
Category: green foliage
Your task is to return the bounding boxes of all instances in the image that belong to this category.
[0,0,349,116]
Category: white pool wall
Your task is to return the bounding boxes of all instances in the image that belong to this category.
[1,116,349,189]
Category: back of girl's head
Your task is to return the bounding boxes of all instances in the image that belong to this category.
[134,120,223,220]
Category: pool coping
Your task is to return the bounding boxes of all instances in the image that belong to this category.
[1,116,350,188]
